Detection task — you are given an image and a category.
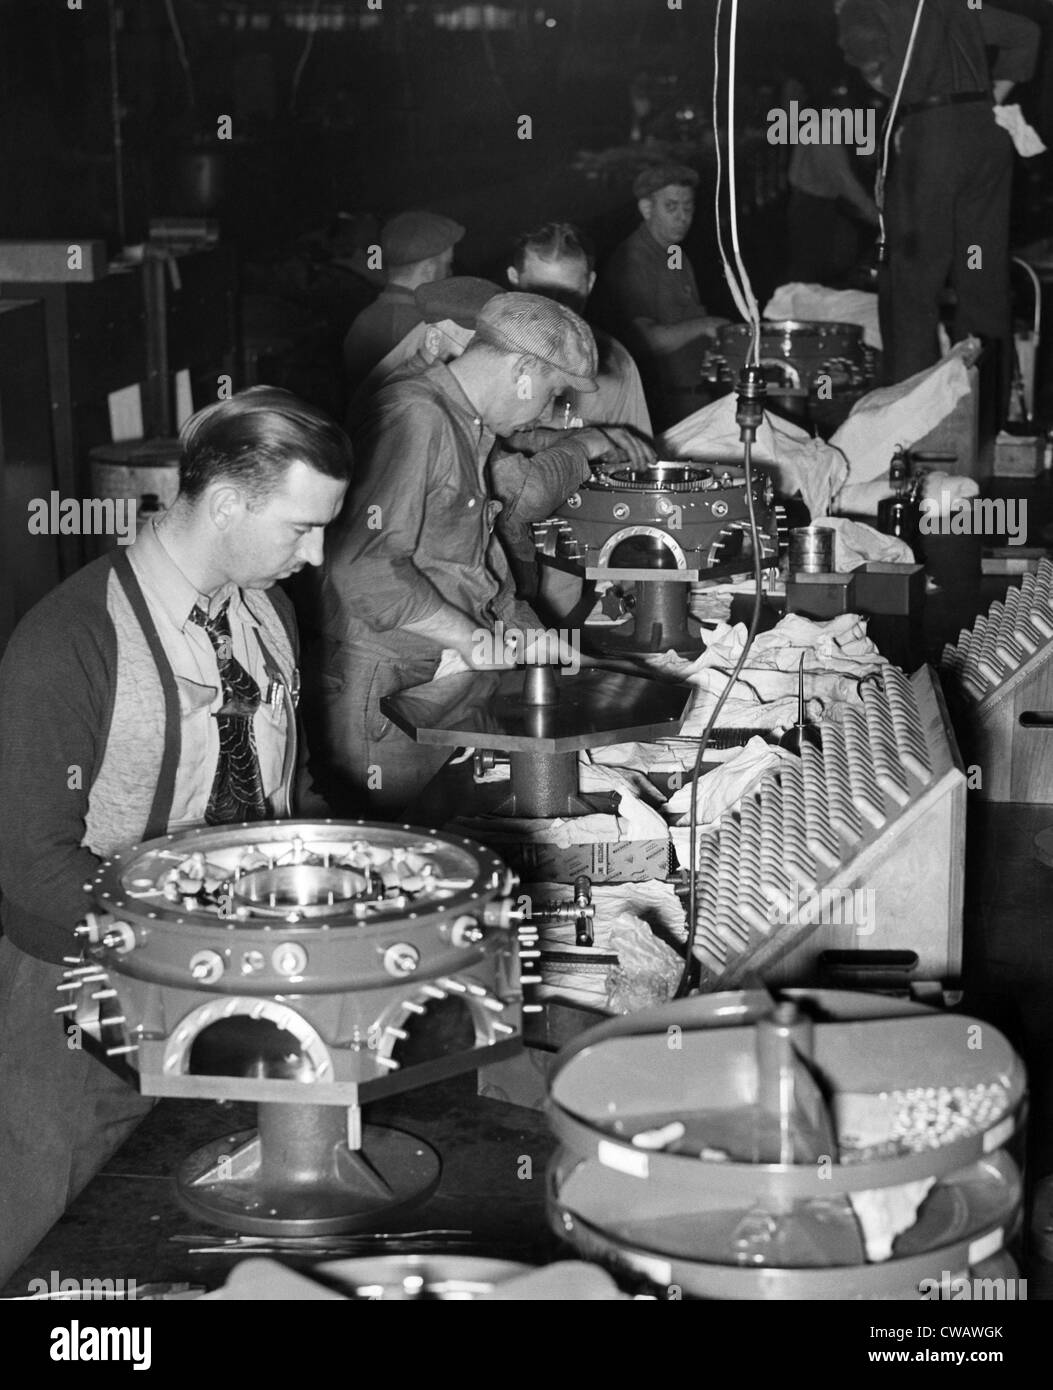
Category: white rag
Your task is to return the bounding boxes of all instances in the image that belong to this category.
[675,612,886,674]
[456,763,669,848]
[661,392,850,522]
[529,879,685,1013]
[993,103,1046,158]
[764,283,882,350]
[665,735,793,828]
[831,341,976,489]
[807,516,914,568]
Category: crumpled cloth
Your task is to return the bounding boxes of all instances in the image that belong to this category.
[665,735,792,828]
[455,762,669,847]
[994,103,1046,158]
[916,471,982,521]
[672,612,885,675]
[661,391,849,522]
[764,283,882,350]
[806,516,914,568]
[434,647,470,679]
[831,340,976,490]
[529,880,685,1013]
[639,613,883,734]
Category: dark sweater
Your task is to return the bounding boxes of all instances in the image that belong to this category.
[0,551,299,964]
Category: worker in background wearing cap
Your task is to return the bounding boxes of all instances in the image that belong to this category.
[341,209,465,388]
[343,274,653,610]
[507,221,652,438]
[504,221,654,618]
[594,163,727,429]
[309,292,650,818]
[346,275,503,423]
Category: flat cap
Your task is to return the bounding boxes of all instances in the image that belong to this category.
[380,210,465,268]
[414,276,503,328]
[633,163,700,200]
[473,291,598,392]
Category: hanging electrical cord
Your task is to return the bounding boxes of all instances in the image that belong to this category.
[163,0,196,112]
[290,0,323,113]
[712,0,753,327]
[874,0,928,257]
[674,369,767,999]
[674,0,768,998]
[726,0,763,366]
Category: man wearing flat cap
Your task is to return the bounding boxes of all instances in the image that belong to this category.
[346,275,503,421]
[342,209,465,388]
[310,292,647,817]
[594,163,727,428]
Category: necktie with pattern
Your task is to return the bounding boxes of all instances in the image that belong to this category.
[189,600,268,825]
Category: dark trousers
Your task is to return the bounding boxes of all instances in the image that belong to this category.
[787,191,865,286]
[0,937,154,1285]
[881,103,1013,411]
[304,640,450,820]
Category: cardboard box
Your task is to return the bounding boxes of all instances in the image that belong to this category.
[851,562,925,615]
[993,434,1042,478]
[498,835,673,884]
[785,571,856,620]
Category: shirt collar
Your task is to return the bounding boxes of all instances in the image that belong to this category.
[380,283,419,303]
[129,517,258,632]
[422,359,492,434]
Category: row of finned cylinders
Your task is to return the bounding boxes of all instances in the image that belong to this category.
[691,667,932,982]
[942,558,1053,702]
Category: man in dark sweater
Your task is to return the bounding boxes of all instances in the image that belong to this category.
[0,387,351,1283]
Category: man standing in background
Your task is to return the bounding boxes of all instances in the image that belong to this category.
[836,0,1039,409]
[342,209,465,388]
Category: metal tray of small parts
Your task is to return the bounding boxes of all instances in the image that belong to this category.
[546,990,1026,1199]
[550,1153,1021,1300]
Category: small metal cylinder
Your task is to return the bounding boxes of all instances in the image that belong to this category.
[789,526,835,575]
[632,580,693,650]
[508,751,579,818]
[522,664,560,706]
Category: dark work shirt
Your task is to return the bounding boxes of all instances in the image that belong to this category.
[839,0,1038,105]
[598,222,703,331]
[342,285,424,383]
[595,222,706,401]
[319,361,579,659]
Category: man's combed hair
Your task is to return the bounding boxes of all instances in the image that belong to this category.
[178,386,354,506]
[510,222,595,276]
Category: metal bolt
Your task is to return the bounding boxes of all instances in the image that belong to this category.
[189,950,224,985]
[451,915,484,946]
[272,942,308,977]
[383,943,420,977]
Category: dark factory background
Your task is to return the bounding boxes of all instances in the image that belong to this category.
[2,0,1047,429]
[4,0,1053,1320]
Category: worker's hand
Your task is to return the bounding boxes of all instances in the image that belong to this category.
[505,626,581,670]
[578,425,656,469]
[455,631,519,671]
[697,315,730,338]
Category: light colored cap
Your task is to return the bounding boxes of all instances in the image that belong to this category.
[472,291,599,392]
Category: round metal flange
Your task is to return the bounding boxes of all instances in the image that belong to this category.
[176,1123,442,1236]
